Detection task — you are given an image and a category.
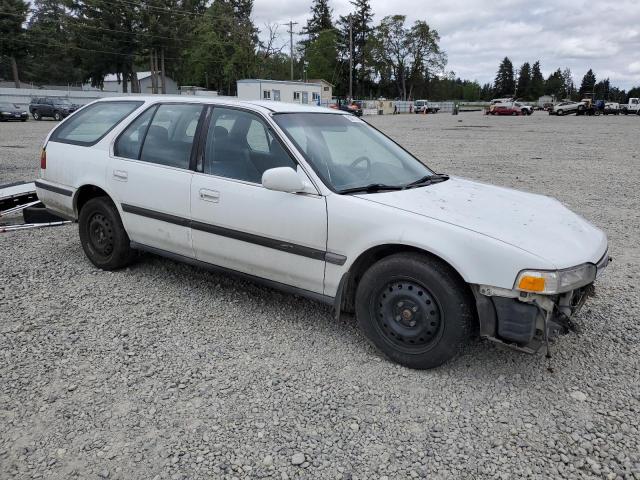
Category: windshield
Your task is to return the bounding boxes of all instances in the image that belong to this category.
[0,103,15,110]
[54,99,71,105]
[274,113,434,192]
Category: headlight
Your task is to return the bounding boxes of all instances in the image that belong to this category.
[1,111,10,115]
[515,263,597,294]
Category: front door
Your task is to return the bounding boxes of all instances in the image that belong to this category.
[109,103,204,258]
[190,106,327,294]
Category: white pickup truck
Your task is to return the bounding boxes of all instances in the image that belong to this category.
[621,98,640,115]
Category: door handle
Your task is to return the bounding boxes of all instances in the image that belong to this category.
[113,169,128,181]
[199,188,220,203]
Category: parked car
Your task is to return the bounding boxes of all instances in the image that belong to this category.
[515,102,534,115]
[621,98,640,115]
[330,99,363,116]
[548,101,585,116]
[603,102,620,115]
[29,97,79,121]
[0,102,28,122]
[487,103,523,115]
[35,97,609,369]
[414,100,440,113]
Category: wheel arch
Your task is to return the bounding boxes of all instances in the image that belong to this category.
[74,184,113,217]
[335,243,475,320]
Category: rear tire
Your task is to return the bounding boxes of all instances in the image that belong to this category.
[355,253,474,369]
[78,196,135,270]
[53,111,62,121]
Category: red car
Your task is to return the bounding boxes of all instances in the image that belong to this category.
[487,104,522,116]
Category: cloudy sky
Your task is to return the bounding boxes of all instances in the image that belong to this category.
[252,0,640,89]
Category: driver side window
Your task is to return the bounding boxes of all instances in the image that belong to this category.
[203,108,296,183]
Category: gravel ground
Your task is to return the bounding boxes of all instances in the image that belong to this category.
[1,112,639,479]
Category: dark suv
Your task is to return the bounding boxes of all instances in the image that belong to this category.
[29,97,78,121]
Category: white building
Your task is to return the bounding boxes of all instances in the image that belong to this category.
[307,79,333,105]
[237,79,322,105]
[99,72,179,94]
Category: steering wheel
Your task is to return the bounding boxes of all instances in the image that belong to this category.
[349,156,372,179]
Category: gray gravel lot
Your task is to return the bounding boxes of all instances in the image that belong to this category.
[1,112,639,479]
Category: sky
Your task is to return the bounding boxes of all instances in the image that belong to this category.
[251,0,640,90]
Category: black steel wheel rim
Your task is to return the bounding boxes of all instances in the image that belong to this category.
[373,278,443,353]
[88,213,114,257]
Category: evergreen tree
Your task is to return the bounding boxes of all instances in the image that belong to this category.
[24,0,83,85]
[0,0,28,87]
[515,62,531,99]
[579,68,596,97]
[529,60,545,99]
[183,0,258,94]
[306,29,338,83]
[493,57,514,97]
[304,0,333,39]
[562,68,575,99]
[545,69,566,99]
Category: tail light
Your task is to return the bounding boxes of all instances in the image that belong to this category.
[40,148,46,169]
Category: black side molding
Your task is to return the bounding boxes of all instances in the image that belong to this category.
[34,180,73,197]
[122,203,347,265]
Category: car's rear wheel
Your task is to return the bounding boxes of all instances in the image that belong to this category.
[79,197,135,270]
[355,253,474,369]
[53,111,62,121]
[32,111,41,120]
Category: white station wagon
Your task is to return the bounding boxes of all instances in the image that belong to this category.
[36,97,610,369]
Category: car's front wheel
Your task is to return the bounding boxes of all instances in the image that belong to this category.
[32,111,41,120]
[79,197,135,270]
[355,253,474,369]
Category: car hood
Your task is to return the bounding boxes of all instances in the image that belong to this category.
[356,177,607,268]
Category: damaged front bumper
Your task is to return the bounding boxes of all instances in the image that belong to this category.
[472,252,611,354]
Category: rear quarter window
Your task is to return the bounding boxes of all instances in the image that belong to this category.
[50,101,143,146]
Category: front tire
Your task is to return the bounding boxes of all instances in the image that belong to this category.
[32,111,41,120]
[78,197,135,270]
[355,253,474,369]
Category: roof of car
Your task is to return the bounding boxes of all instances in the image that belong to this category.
[94,95,342,115]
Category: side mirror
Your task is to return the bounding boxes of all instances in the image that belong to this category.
[262,167,305,193]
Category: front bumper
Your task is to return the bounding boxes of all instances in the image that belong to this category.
[473,251,611,353]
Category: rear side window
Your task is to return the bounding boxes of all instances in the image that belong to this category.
[114,106,157,159]
[139,104,203,169]
[50,101,142,146]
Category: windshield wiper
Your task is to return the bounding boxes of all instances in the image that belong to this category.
[339,183,405,194]
[405,174,449,188]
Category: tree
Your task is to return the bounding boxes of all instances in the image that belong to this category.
[183,0,258,94]
[515,62,530,99]
[370,15,445,100]
[529,60,544,99]
[306,29,338,83]
[0,0,29,87]
[545,69,566,99]
[493,57,514,98]
[304,0,332,39]
[338,0,373,97]
[24,0,83,85]
[579,68,596,98]
[561,68,575,99]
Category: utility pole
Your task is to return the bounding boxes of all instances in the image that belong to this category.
[349,16,353,101]
[283,20,298,81]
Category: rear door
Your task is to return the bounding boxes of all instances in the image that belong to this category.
[190,106,327,294]
[109,102,205,258]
